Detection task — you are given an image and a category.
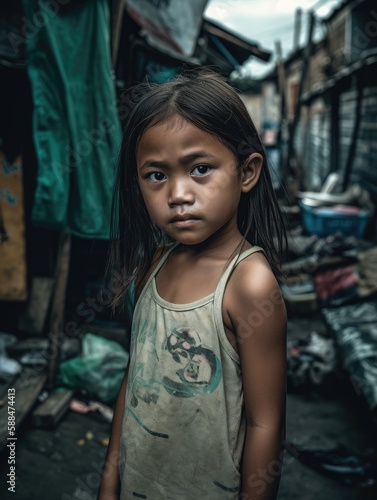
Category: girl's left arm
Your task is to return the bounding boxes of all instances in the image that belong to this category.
[230,260,287,500]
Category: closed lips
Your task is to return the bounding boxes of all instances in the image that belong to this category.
[170,215,200,222]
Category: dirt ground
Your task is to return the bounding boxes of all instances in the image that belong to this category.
[0,314,376,500]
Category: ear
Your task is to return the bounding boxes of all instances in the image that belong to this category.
[240,153,263,193]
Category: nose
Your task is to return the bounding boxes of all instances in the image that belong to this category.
[167,176,195,206]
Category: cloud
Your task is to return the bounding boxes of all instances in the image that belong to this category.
[205,0,343,77]
[206,0,310,20]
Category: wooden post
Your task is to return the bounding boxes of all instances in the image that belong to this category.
[285,10,316,179]
[275,40,288,184]
[275,40,286,106]
[111,0,126,68]
[293,8,302,52]
[47,231,71,388]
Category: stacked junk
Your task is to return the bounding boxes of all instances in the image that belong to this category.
[281,174,377,489]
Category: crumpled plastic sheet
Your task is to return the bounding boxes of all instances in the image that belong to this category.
[322,301,377,411]
[0,332,21,381]
[57,333,129,404]
[287,332,337,390]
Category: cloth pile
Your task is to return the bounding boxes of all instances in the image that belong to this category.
[282,232,377,412]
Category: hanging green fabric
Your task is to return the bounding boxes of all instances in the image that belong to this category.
[22,0,121,238]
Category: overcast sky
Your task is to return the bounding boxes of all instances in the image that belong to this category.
[204,0,343,77]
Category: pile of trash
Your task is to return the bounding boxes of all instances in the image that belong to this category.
[0,331,129,406]
[281,173,377,414]
[322,301,377,414]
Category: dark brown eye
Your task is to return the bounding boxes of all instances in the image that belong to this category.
[191,165,211,176]
[147,172,166,182]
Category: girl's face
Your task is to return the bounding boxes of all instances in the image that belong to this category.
[136,116,254,248]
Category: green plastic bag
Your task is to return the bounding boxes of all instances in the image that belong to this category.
[57,334,129,404]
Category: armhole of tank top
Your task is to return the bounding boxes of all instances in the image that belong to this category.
[132,242,179,320]
[213,246,265,364]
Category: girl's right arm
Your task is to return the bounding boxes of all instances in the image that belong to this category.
[97,245,168,498]
[97,368,129,500]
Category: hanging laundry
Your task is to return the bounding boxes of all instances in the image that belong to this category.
[22,0,121,238]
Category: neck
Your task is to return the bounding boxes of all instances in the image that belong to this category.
[180,223,247,261]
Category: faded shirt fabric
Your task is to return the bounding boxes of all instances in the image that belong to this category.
[120,244,264,499]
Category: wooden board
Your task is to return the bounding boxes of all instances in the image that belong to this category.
[47,232,71,388]
[0,152,27,300]
[31,389,73,428]
[7,337,49,356]
[0,368,47,452]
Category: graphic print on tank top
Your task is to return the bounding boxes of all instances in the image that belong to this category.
[129,320,222,409]
[164,325,222,397]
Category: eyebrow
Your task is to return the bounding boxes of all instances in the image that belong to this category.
[140,150,216,171]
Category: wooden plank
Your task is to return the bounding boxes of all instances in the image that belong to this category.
[17,277,54,334]
[0,368,47,452]
[7,337,49,356]
[31,389,73,428]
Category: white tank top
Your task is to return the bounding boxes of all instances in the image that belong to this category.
[120,244,264,499]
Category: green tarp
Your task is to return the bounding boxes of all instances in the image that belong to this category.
[23,0,121,238]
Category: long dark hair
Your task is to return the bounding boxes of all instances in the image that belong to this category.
[108,68,287,308]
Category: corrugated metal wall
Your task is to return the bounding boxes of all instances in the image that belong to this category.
[338,87,358,192]
[343,84,377,199]
[298,73,377,200]
[298,104,331,191]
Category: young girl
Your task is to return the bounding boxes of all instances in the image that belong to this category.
[98,69,287,500]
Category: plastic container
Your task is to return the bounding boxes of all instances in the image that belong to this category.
[299,201,370,238]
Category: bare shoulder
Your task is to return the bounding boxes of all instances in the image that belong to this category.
[232,250,282,300]
[225,250,287,339]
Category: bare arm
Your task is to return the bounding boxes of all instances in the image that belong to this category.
[229,258,287,500]
[97,244,170,498]
[97,368,129,500]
